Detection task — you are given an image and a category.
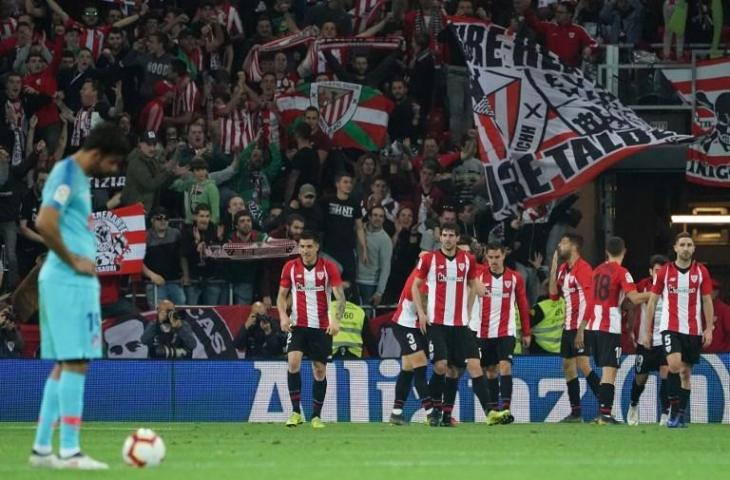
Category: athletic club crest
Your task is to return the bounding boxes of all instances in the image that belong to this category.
[458,263,465,271]
[310,81,362,138]
[93,210,131,273]
[316,271,325,280]
[690,274,698,283]
[504,280,512,288]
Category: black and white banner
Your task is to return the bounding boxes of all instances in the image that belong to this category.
[449,17,691,219]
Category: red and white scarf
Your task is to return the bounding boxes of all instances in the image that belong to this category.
[219,106,259,155]
[72,107,98,147]
[350,0,388,34]
[303,36,403,77]
[243,28,318,82]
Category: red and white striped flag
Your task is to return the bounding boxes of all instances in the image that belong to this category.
[351,0,388,34]
[93,203,146,276]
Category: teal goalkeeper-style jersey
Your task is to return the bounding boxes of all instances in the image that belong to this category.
[38,156,99,288]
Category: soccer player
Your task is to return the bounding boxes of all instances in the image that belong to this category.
[389,268,434,425]
[549,233,601,422]
[278,232,346,429]
[576,236,648,424]
[412,223,492,427]
[30,123,129,469]
[469,243,531,425]
[641,232,714,428]
[627,255,671,426]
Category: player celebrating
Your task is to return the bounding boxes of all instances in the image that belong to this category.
[627,255,671,426]
[469,243,531,425]
[278,232,346,429]
[389,268,434,425]
[641,232,714,428]
[549,233,601,422]
[576,236,648,424]
[412,223,492,427]
[30,123,129,469]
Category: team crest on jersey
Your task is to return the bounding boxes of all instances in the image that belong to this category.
[316,271,325,280]
[690,274,698,282]
[504,280,512,288]
[92,210,131,273]
[458,263,465,271]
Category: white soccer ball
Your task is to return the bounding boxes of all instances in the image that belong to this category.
[122,428,166,467]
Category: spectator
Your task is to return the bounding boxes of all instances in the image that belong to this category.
[662,0,685,61]
[321,171,368,287]
[284,183,324,232]
[121,131,183,213]
[302,106,331,164]
[143,207,186,309]
[387,78,421,143]
[229,137,283,226]
[233,301,286,358]
[413,159,446,230]
[171,158,221,225]
[357,206,393,307]
[141,300,197,359]
[139,80,176,135]
[165,59,200,127]
[261,213,305,309]
[0,304,24,358]
[352,153,380,204]
[516,0,598,68]
[284,122,320,204]
[16,167,47,278]
[219,195,246,239]
[600,0,645,44]
[304,0,353,37]
[181,203,223,305]
[365,176,399,225]
[408,32,435,120]
[121,31,175,101]
[383,204,421,304]
[225,210,267,305]
[0,144,34,292]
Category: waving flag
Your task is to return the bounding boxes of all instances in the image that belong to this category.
[450,17,690,219]
[276,81,393,151]
[663,56,730,187]
[92,203,146,276]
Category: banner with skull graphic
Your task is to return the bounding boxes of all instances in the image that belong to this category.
[449,17,691,220]
[664,56,730,187]
[92,203,146,276]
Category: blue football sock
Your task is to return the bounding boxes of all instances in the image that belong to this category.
[33,377,60,454]
[58,371,86,458]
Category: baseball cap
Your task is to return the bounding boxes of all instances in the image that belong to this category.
[299,184,316,197]
[141,131,158,145]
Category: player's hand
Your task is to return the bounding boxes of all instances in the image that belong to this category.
[574,329,585,350]
[71,255,97,276]
[522,335,531,349]
[280,316,292,333]
[638,332,651,350]
[551,250,559,273]
[327,319,340,336]
[630,330,637,348]
[417,311,430,334]
[703,327,713,347]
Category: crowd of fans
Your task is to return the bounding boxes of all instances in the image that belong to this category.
[0,0,729,360]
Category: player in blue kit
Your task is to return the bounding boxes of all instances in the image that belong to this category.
[29,123,129,470]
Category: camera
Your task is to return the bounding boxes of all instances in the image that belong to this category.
[160,310,181,333]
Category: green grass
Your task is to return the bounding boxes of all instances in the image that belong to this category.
[1,422,728,479]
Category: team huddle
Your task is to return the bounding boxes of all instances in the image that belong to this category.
[279,226,715,428]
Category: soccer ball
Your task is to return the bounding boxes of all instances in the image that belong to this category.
[122,428,166,467]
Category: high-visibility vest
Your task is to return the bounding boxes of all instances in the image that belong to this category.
[530,298,565,354]
[330,302,365,358]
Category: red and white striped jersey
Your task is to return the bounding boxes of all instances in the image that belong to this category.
[415,249,477,327]
[394,269,427,329]
[636,277,663,347]
[0,17,17,40]
[218,107,257,154]
[280,256,343,329]
[139,99,164,134]
[173,76,200,117]
[217,2,244,37]
[588,261,636,334]
[259,107,280,146]
[551,257,593,330]
[66,20,111,59]
[652,261,713,336]
[471,266,531,339]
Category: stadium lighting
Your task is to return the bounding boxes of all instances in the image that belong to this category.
[670,215,730,224]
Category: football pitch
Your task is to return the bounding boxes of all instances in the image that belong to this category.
[1,422,728,479]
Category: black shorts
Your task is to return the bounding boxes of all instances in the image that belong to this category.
[478,337,516,366]
[635,345,667,374]
[393,324,428,355]
[286,327,332,363]
[560,329,589,359]
[661,330,702,365]
[428,325,480,366]
[587,331,622,368]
